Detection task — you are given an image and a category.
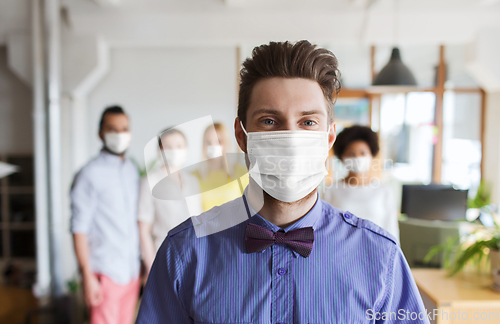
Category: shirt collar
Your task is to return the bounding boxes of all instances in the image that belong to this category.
[243,187,322,257]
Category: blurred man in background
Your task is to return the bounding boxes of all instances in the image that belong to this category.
[70,106,140,324]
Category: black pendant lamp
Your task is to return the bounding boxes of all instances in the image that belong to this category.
[372,0,417,87]
[372,47,417,86]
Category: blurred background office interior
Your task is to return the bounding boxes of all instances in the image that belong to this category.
[1,0,500,323]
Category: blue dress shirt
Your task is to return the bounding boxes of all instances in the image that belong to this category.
[70,150,141,285]
[137,192,429,323]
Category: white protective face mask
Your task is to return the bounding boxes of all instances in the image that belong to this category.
[343,156,372,174]
[206,145,223,159]
[162,149,187,168]
[241,121,330,203]
[104,132,131,155]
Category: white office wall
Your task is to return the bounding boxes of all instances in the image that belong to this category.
[0,47,32,154]
[87,46,239,167]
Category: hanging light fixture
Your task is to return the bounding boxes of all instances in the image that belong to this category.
[373,47,417,86]
[372,0,417,86]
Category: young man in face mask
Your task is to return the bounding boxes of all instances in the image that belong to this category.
[71,106,141,324]
[137,41,429,323]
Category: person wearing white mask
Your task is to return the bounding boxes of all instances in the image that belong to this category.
[324,125,400,242]
[192,122,249,211]
[70,106,141,324]
[137,128,202,277]
[137,41,426,323]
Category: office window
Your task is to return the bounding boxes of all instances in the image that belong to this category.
[10,230,35,258]
[380,92,436,183]
[0,154,36,283]
[327,96,370,181]
[334,97,370,128]
[9,194,35,223]
[442,91,482,194]
[6,157,34,187]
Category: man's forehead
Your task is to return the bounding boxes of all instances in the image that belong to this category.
[248,77,328,117]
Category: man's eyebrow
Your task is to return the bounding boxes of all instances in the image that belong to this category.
[301,110,326,116]
[251,108,283,116]
[251,109,326,116]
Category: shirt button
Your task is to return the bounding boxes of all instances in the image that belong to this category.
[278,268,287,276]
[345,213,351,219]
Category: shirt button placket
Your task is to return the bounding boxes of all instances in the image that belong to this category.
[272,240,293,324]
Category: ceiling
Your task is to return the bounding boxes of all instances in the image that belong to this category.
[1,0,499,46]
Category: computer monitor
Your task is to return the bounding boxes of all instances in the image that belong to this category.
[401,184,468,221]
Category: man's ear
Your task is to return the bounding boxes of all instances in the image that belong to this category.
[234,117,247,153]
[328,122,336,151]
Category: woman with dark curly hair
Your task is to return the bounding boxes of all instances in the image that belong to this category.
[324,125,400,242]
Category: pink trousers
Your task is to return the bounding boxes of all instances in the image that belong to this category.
[90,274,140,324]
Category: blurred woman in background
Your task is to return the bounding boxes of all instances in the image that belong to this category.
[192,122,249,211]
[138,128,202,276]
[324,125,400,243]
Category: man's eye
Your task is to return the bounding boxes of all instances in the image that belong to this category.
[303,120,315,126]
[263,119,275,125]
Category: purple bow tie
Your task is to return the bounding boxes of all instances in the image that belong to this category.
[245,223,314,258]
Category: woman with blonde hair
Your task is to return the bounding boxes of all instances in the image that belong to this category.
[192,122,249,211]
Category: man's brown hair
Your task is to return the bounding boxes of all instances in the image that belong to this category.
[238,40,341,126]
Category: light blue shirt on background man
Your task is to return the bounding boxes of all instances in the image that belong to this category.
[70,150,140,285]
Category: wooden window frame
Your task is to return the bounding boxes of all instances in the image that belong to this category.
[335,45,485,184]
